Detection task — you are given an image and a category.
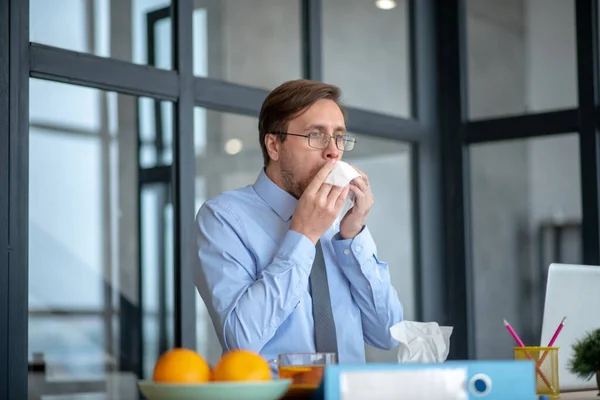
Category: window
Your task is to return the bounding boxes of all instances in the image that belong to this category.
[30,0,172,69]
[192,0,302,89]
[469,134,581,359]
[322,0,411,118]
[466,0,577,119]
[28,78,172,398]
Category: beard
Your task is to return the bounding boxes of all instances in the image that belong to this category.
[280,148,323,199]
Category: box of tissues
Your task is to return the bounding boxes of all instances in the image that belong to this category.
[390,321,453,363]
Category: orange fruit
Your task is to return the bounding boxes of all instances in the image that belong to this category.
[212,349,272,382]
[152,348,211,383]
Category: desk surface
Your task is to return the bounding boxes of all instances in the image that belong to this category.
[559,390,598,399]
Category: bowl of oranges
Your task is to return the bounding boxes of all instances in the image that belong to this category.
[137,348,291,400]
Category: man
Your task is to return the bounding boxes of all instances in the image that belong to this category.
[193,79,404,365]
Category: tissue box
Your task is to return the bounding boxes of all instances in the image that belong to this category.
[317,360,536,399]
[391,320,453,363]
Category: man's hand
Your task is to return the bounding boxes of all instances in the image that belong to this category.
[290,161,351,244]
[340,165,373,240]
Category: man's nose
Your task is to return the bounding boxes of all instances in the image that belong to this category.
[323,137,341,160]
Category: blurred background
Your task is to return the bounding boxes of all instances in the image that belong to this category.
[1,0,593,398]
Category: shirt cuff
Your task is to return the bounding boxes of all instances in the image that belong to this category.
[269,229,316,276]
[331,226,386,316]
[331,225,377,267]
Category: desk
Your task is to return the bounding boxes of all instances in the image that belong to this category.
[559,390,598,399]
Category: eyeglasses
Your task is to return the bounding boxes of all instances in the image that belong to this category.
[272,131,357,151]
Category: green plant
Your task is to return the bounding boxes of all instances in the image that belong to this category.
[568,328,600,381]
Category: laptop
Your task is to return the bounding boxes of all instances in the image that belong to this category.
[540,263,600,391]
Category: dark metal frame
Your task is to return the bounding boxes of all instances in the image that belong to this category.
[30,44,179,100]
[434,0,474,360]
[0,0,30,399]
[575,0,600,266]
[464,110,580,144]
[172,0,197,351]
[302,0,322,81]
[409,0,446,337]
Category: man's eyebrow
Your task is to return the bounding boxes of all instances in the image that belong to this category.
[303,124,325,131]
[303,124,346,133]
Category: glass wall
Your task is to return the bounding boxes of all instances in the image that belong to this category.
[465,0,577,119]
[140,181,175,379]
[322,0,411,118]
[462,0,594,366]
[138,98,174,168]
[30,0,172,69]
[469,133,581,359]
[28,78,172,398]
[192,0,302,88]
[1,0,441,397]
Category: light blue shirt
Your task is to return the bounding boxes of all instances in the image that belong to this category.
[193,169,404,365]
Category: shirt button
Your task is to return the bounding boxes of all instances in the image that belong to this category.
[355,246,362,252]
[367,284,371,290]
[343,249,350,255]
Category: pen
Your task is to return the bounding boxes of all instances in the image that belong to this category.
[547,316,566,347]
[503,319,525,346]
[537,316,566,367]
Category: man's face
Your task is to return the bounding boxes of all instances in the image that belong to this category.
[278,99,346,199]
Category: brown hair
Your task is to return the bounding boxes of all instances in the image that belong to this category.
[258,79,345,167]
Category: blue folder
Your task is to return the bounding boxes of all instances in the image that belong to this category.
[311,360,536,399]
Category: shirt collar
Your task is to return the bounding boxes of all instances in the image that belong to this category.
[253,168,297,222]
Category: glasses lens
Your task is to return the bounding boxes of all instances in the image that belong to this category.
[340,137,355,151]
[309,132,328,149]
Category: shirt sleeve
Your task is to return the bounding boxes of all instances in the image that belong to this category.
[330,225,404,350]
[193,200,315,354]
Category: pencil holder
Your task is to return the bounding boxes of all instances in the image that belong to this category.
[513,346,560,398]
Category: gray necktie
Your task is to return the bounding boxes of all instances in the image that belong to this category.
[309,240,338,354]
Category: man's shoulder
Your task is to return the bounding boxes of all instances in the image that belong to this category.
[197,184,263,222]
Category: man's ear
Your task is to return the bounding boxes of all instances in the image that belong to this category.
[265,133,281,162]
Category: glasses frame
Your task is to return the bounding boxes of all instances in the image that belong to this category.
[271,131,357,151]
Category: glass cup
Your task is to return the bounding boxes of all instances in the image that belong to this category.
[276,352,337,386]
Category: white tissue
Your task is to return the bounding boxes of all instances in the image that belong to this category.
[390,321,453,363]
[325,160,361,187]
[325,161,361,224]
